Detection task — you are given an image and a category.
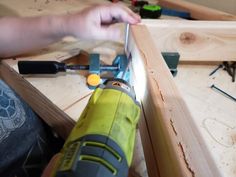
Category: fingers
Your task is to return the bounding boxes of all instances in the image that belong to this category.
[93,26,121,41]
[87,4,140,41]
[99,4,141,25]
[66,4,140,41]
[119,5,141,24]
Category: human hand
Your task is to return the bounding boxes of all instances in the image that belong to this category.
[63,4,141,41]
[0,3,140,58]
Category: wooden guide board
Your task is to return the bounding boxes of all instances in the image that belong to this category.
[129,24,236,177]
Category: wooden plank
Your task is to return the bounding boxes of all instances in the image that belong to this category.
[0,62,74,139]
[158,0,236,21]
[128,24,221,177]
[184,0,236,15]
[174,65,236,177]
[138,110,160,177]
[143,19,236,62]
[130,130,149,177]
[0,0,109,17]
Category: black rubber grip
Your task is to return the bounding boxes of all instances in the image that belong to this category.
[18,61,66,74]
[56,135,129,177]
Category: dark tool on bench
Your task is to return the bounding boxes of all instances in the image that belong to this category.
[210,84,236,102]
[223,61,236,82]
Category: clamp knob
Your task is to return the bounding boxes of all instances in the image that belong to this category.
[87,74,101,89]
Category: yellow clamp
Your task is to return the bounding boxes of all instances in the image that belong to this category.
[87,74,101,88]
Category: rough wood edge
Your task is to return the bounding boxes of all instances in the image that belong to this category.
[129,24,222,177]
[138,108,160,177]
[158,0,236,21]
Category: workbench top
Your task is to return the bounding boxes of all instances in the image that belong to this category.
[175,65,236,177]
[0,0,236,177]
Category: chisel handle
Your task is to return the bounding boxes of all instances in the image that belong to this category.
[18,61,66,74]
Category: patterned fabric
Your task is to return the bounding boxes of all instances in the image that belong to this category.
[0,80,61,177]
[0,80,26,142]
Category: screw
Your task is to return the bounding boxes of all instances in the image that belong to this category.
[223,61,233,76]
[210,84,236,102]
[231,62,236,82]
[209,64,223,76]
[223,61,236,82]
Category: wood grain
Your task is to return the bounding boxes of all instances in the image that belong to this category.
[0,0,109,17]
[174,65,236,177]
[159,0,236,21]
[184,0,236,15]
[129,24,221,177]
[144,19,236,62]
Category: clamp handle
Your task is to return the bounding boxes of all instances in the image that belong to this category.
[18,61,66,74]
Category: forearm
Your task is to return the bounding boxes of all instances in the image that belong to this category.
[0,4,140,59]
[0,15,67,59]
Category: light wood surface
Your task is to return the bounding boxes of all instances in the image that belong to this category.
[159,0,236,20]
[143,19,236,62]
[0,0,108,17]
[129,24,236,177]
[1,1,236,177]
[130,24,220,177]
[175,64,236,177]
[185,0,236,15]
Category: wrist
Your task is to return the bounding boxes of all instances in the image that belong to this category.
[61,13,84,39]
[46,15,70,39]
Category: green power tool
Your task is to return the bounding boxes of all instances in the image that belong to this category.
[52,78,141,177]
